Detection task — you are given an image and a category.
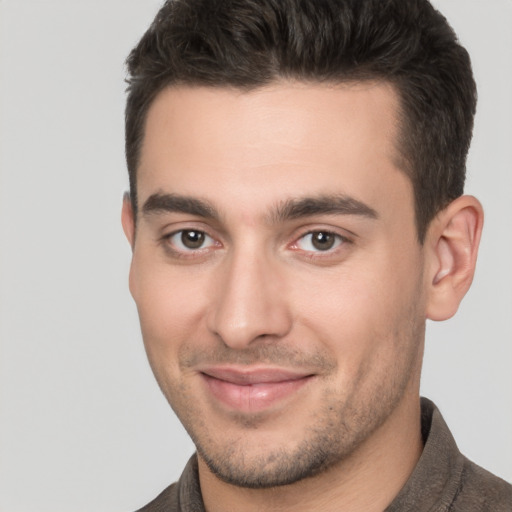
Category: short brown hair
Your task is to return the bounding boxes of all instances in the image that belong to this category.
[125,0,476,241]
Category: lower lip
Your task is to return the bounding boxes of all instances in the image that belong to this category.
[202,374,312,413]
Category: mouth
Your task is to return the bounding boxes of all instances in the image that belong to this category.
[199,366,315,413]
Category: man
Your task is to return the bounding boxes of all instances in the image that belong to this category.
[121,0,512,510]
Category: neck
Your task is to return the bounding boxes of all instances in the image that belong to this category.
[199,393,423,512]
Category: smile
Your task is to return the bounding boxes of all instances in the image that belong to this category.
[199,366,314,413]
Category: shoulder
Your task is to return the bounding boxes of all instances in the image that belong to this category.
[133,455,203,512]
[134,482,179,512]
[451,456,512,511]
[387,398,511,512]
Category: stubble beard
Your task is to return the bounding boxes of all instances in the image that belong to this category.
[166,325,423,490]
[195,396,366,488]
[192,373,413,489]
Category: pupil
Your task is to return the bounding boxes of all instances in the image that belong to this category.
[182,230,205,249]
[312,232,334,250]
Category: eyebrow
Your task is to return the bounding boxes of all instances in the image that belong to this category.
[142,193,218,219]
[141,192,378,224]
[269,195,378,223]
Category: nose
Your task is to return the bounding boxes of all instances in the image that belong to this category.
[206,249,292,349]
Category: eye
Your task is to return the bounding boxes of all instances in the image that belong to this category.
[167,229,216,251]
[295,231,344,252]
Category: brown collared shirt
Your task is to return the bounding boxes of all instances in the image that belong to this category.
[136,398,512,511]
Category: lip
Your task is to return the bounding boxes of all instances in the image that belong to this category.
[199,366,314,413]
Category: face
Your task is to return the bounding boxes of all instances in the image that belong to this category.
[125,81,427,488]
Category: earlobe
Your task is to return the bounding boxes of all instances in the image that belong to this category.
[425,195,484,321]
[121,192,136,248]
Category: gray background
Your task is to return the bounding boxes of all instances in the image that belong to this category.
[0,1,510,510]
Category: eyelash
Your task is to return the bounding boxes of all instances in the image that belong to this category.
[160,228,351,260]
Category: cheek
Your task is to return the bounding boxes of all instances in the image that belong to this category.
[130,255,208,363]
[291,251,424,369]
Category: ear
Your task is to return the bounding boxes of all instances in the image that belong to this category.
[425,195,484,321]
[121,192,136,248]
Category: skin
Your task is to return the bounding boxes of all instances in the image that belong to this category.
[122,81,483,511]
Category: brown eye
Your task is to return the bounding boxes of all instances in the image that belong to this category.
[167,229,216,252]
[296,231,343,252]
[311,232,336,250]
[180,230,205,249]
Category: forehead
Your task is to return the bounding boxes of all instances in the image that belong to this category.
[137,81,411,221]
